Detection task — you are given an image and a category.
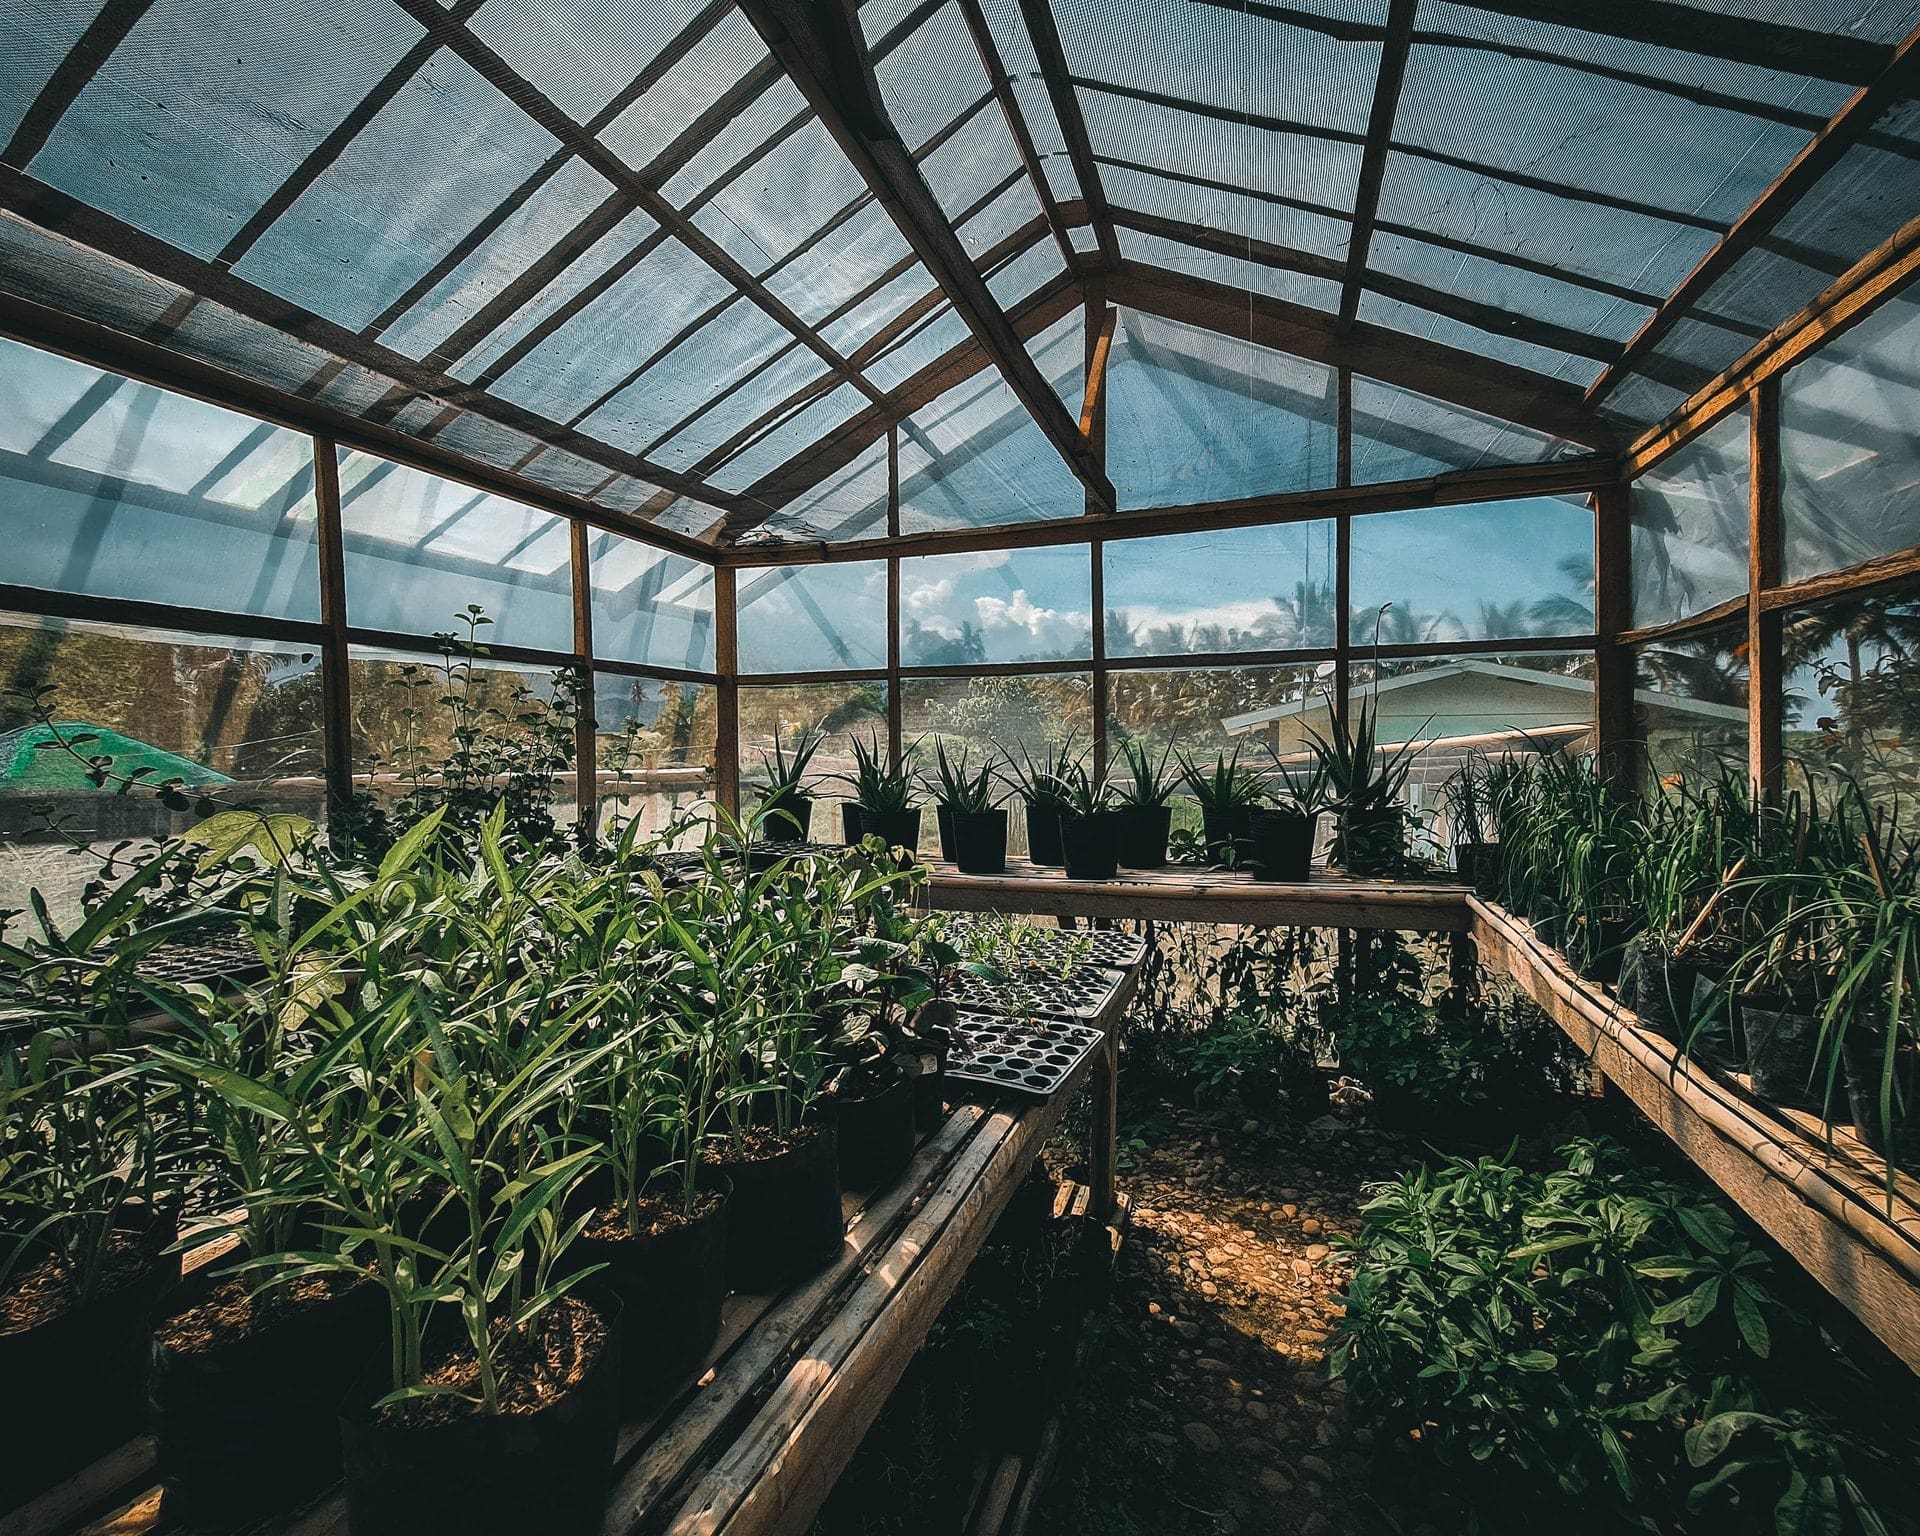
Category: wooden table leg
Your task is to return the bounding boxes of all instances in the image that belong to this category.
[1088,1029,1118,1221]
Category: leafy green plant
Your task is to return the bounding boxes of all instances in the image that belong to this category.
[1302,687,1428,873]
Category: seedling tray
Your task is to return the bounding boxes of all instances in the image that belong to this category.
[945,1007,1106,1097]
[945,962,1127,1021]
[940,916,1146,976]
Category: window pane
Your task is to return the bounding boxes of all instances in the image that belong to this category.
[1,610,326,927]
[593,672,716,843]
[1632,625,1749,783]
[1349,497,1594,644]
[587,531,716,673]
[738,680,890,835]
[736,562,888,674]
[0,338,319,621]
[1783,587,1920,809]
[1781,284,1920,583]
[901,673,1092,857]
[1104,523,1338,657]
[899,546,1092,665]
[1630,411,1750,629]
[338,450,574,652]
[1350,377,1573,485]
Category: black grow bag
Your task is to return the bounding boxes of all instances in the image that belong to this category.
[1615,939,1697,1041]
[949,807,1008,874]
[339,1295,622,1536]
[835,1073,917,1190]
[1741,995,1822,1110]
[711,1120,844,1292]
[1024,798,1064,865]
[152,1275,385,1529]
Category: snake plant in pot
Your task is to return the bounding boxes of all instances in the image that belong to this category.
[927,740,1006,873]
[1178,747,1264,868]
[1248,751,1329,882]
[1303,691,1427,878]
[846,732,923,855]
[754,724,824,841]
[1113,739,1177,868]
[1001,732,1083,866]
[1056,761,1122,880]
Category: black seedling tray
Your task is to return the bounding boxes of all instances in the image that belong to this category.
[136,928,264,986]
[945,963,1127,1021]
[945,1007,1106,1097]
[940,917,1146,976]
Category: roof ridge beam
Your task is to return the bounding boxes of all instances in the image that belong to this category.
[731,0,1112,521]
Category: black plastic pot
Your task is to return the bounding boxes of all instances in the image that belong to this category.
[949,807,1008,874]
[910,1055,947,1131]
[1024,798,1064,865]
[1687,963,1746,1069]
[1114,803,1173,869]
[1741,995,1822,1110]
[0,1222,171,1508]
[1616,939,1697,1040]
[1058,810,1121,879]
[1338,805,1404,876]
[1200,805,1251,867]
[1472,842,1504,901]
[1528,894,1565,951]
[836,1073,917,1190]
[339,1294,622,1536]
[859,805,923,855]
[1573,914,1638,987]
[152,1276,385,1529]
[758,792,812,841]
[711,1120,844,1292]
[1248,807,1316,882]
[564,1179,729,1412]
[841,802,864,844]
[935,803,956,861]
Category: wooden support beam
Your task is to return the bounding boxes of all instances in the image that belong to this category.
[1748,378,1783,796]
[1759,542,1920,615]
[1017,0,1120,268]
[714,565,740,816]
[1592,24,1920,410]
[1458,0,1892,86]
[1109,263,1617,450]
[1341,0,1419,329]
[1593,480,1636,788]
[312,441,355,825]
[955,0,1078,268]
[571,518,599,841]
[730,0,1114,527]
[1079,305,1116,439]
[1627,209,1920,476]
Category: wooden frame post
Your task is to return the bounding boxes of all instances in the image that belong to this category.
[1085,283,1112,784]
[1334,367,1354,732]
[886,427,904,765]
[570,518,599,843]
[1594,480,1636,786]
[312,438,355,830]
[715,563,740,817]
[1748,378,1784,796]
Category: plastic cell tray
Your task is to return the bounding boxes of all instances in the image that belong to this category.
[944,1007,1106,1097]
[945,963,1127,1021]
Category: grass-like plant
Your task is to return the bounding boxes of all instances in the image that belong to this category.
[1176,746,1265,811]
[846,732,918,814]
[1114,739,1177,808]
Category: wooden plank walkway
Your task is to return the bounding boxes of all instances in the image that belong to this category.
[1471,897,1920,1374]
[922,860,1473,931]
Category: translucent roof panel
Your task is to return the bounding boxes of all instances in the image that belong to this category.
[1630,409,1753,629]
[1105,310,1339,509]
[1118,228,1342,312]
[753,432,893,545]
[1350,377,1577,484]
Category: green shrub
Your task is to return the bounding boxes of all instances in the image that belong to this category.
[1330,1139,1891,1534]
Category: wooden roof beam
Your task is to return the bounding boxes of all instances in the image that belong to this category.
[1589,21,1920,408]
[1015,0,1120,268]
[1080,305,1117,438]
[732,0,1113,520]
[1340,0,1419,330]
[955,0,1078,268]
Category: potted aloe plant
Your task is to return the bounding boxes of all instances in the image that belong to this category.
[846,732,923,854]
[755,724,824,841]
[1303,691,1427,878]
[1178,746,1264,868]
[1056,762,1122,880]
[927,741,1006,873]
[1001,733,1083,867]
[1248,752,1328,882]
[1113,739,1177,869]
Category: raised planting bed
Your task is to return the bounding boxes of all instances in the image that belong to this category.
[924,861,1473,931]
[1470,896,1920,1375]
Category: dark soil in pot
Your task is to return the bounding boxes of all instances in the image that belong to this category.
[709,1120,844,1292]
[564,1182,729,1412]
[1740,995,1823,1110]
[1059,810,1121,879]
[1615,939,1697,1041]
[835,1071,917,1190]
[1024,798,1064,865]
[339,1292,621,1536]
[860,806,923,855]
[0,1222,173,1507]
[949,807,1007,874]
[758,792,812,841]
[841,801,864,843]
[152,1271,384,1529]
[935,803,955,860]
[1114,803,1172,869]
[1200,805,1251,867]
[1248,808,1316,882]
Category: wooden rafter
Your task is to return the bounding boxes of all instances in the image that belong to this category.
[731,0,1112,519]
[1589,22,1920,408]
[1340,0,1418,329]
[955,0,1078,267]
[1080,306,1117,438]
[1016,0,1120,267]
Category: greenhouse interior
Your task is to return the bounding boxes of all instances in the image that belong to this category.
[4,1,1920,1533]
